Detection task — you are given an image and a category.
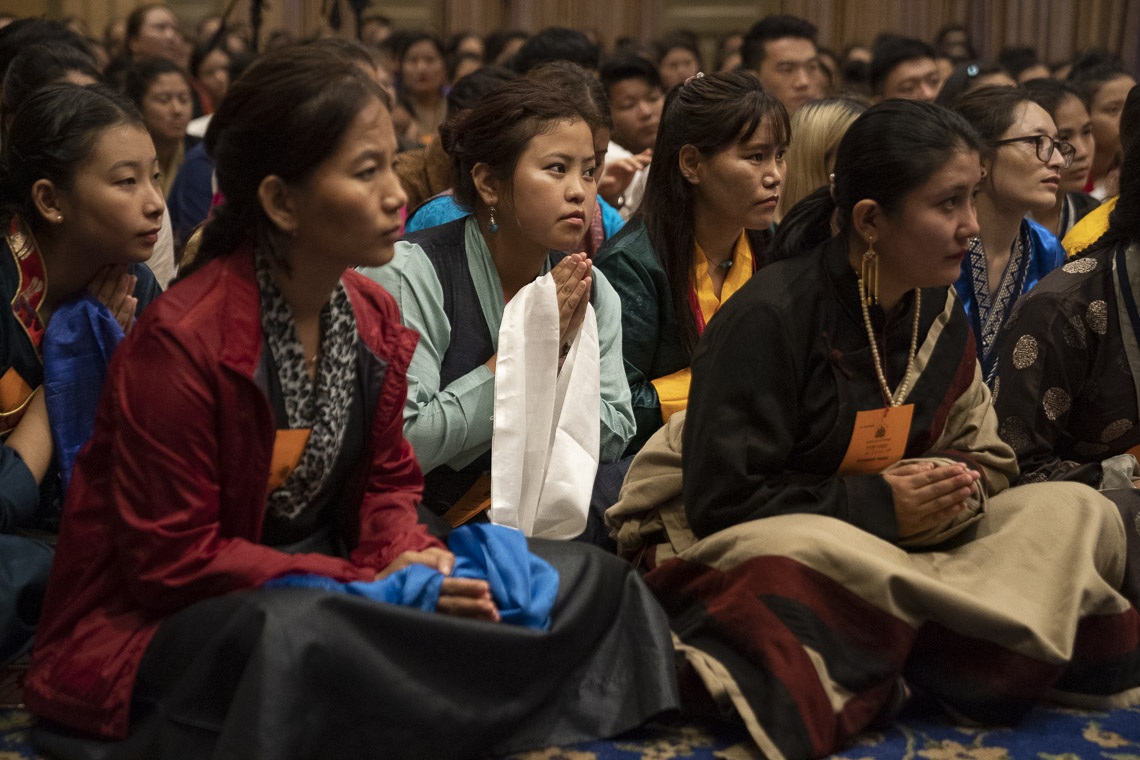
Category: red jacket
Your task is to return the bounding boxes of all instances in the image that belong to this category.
[24,251,442,738]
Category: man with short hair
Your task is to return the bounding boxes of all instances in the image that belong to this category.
[871,34,942,102]
[741,14,822,115]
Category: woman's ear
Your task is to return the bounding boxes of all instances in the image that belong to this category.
[30,179,65,226]
[850,198,882,244]
[471,162,500,207]
[257,175,297,236]
[678,145,702,185]
[979,154,993,183]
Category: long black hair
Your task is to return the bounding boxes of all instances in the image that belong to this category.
[771,100,983,262]
[640,70,788,354]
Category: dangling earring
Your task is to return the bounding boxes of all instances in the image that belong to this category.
[860,236,879,307]
[487,206,499,233]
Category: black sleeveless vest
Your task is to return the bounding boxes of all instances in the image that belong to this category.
[403,219,494,514]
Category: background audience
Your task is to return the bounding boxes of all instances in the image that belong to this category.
[598,53,662,218]
[741,14,822,115]
[396,32,448,143]
[871,34,942,101]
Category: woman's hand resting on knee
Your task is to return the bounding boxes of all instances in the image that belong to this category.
[377,548,501,622]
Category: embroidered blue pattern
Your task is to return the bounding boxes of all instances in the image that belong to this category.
[956,219,1068,388]
[964,226,1030,385]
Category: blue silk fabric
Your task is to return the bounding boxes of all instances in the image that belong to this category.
[41,295,125,490]
[265,522,559,630]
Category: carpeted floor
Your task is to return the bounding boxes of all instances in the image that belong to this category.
[505,696,1140,760]
[2,697,1136,759]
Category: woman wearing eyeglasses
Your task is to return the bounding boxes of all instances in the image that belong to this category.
[951,86,1070,385]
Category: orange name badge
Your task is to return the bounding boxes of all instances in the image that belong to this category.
[838,404,915,475]
[267,429,311,491]
[0,367,35,436]
[0,367,33,411]
[441,474,492,527]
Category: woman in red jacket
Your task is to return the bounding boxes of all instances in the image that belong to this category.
[25,45,676,760]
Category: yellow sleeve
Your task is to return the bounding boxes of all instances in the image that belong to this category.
[1062,198,1115,258]
[650,367,691,423]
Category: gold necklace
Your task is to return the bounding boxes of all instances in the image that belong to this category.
[858,279,921,407]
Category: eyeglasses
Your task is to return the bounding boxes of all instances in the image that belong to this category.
[994,134,1076,168]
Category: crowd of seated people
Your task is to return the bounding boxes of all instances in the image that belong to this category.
[0,7,1138,759]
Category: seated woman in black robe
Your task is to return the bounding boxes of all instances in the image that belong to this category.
[993,84,1140,604]
[608,99,1140,760]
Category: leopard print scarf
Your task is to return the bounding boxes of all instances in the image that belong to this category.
[255,251,358,520]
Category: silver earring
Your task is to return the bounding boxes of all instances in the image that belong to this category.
[488,206,499,233]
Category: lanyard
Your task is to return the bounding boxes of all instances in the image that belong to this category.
[687,244,758,335]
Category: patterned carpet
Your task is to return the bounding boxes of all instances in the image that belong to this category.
[2,699,1137,758]
[505,698,1140,760]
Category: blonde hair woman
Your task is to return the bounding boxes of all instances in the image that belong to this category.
[775,95,866,221]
